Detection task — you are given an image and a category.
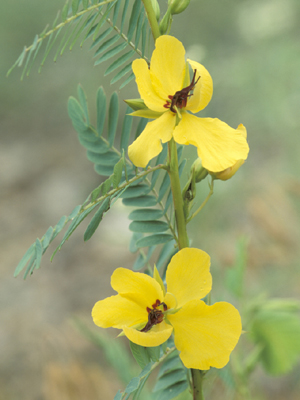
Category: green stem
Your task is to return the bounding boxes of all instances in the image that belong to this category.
[141,0,161,41]
[167,139,189,249]
[191,370,205,400]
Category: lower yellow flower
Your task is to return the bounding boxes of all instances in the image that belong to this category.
[92,248,242,370]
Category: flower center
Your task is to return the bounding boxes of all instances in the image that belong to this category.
[164,69,200,113]
[140,299,167,333]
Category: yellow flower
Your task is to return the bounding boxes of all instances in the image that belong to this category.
[128,35,249,172]
[92,248,242,370]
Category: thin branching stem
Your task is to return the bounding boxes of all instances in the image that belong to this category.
[104,16,150,62]
[19,0,115,57]
[81,164,167,212]
[187,179,214,223]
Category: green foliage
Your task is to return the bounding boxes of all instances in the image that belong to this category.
[225,236,248,298]
[153,350,189,400]
[119,339,189,400]
[14,85,181,278]
[7,0,151,88]
[251,309,300,375]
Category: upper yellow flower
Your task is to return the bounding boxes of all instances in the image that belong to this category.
[92,248,242,370]
[128,35,249,172]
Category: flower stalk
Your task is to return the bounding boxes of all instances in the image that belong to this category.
[191,369,205,400]
[141,0,161,40]
[168,138,189,250]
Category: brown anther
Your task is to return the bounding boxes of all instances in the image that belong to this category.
[140,300,168,333]
[152,299,161,308]
[140,308,164,333]
[164,69,200,113]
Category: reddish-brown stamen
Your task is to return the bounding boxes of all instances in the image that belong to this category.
[140,299,168,333]
[164,69,200,112]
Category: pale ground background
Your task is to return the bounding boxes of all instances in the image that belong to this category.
[1,0,300,399]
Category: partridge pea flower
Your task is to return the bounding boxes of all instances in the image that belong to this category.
[92,248,242,370]
[128,35,249,172]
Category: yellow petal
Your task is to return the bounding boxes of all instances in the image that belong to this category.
[186,59,213,113]
[168,300,242,370]
[128,112,175,168]
[173,113,249,172]
[123,320,173,347]
[111,268,164,312]
[166,248,212,308]
[92,294,147,329]
[132,59,166,112]
[150,36,186,100]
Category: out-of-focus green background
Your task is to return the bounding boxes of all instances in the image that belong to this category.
[1,0,300,399]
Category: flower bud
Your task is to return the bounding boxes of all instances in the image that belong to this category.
[151,0,160,21]
[159,9,172,35]
[191,158,208,183]
[209,124,247,181]
[168,0,191,15]
[211,159,244,181]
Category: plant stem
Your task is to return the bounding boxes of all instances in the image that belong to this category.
[141,0,161,41]
[191,370,205,400]
[168,139,189,250]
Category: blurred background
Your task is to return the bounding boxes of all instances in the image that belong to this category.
[1,0,300,398]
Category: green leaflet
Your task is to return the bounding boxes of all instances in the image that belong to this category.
[156,240,177,270]
[133,246,155,270]
[94,164,115,176]
[128,209,164,221]
[96,86,106,136]
[94,42,128,65]
[130,342,151,369]
[129,221,169,233]
[153,369,187,392]
[108,92,119,147]
[105,50,135,76]
[113,158,124,188]
[154,381,189,400]
[120,107,133,152]
[122,195,157,207]
[72,0,80,15]
[136,234,174,248]
[158,172,171,202]
[87,150,121,165]
[120,185,151,198]
[84,197,111,241]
